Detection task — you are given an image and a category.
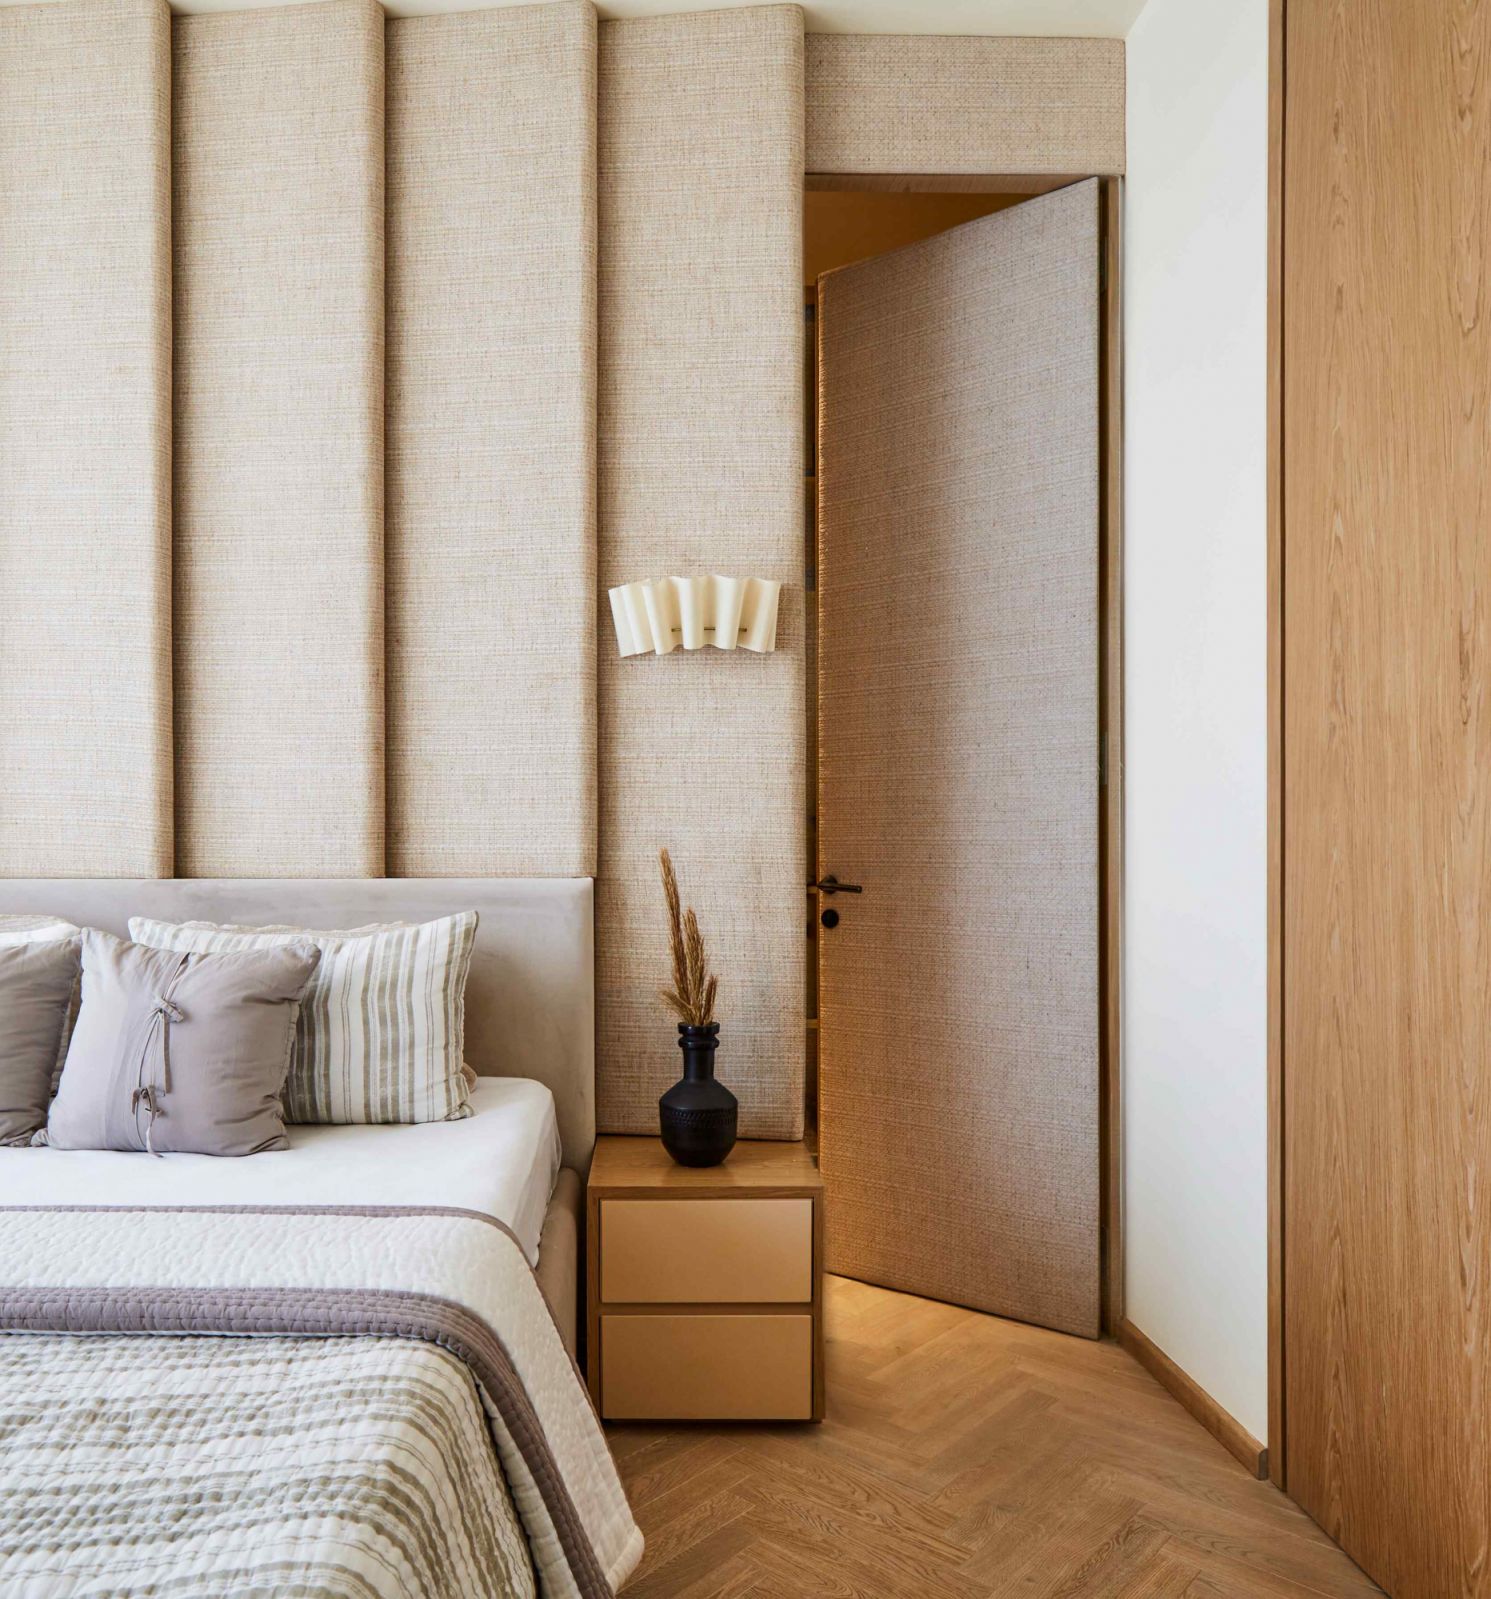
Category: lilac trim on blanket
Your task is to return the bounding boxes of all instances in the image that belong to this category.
[0,1202,597,1406]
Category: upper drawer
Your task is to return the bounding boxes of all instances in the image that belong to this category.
[600,1197,813,1303]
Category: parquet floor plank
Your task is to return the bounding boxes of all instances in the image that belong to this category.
[609,1277,1381,1597]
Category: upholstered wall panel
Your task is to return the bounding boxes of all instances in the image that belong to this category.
[597,6,806,1138]
[0,0,171,877]
[386,1,596,878]
[806,34,1125,176]
[173,0,384,877]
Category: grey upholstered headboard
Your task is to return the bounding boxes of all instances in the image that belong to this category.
[0,879,595,1171]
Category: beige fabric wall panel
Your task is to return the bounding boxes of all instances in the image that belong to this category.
[805,34,1125,176]
[0,0,172,877]
[173,0,384,878]
[597,6,806,1139]
[386,1,597,878]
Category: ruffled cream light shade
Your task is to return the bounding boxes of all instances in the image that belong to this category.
[608,575,782,656]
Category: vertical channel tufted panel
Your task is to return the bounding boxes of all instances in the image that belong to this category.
[173,0,385,878]
[0,0,172,877]
[386,0,597,878]
[597,6,806,1138]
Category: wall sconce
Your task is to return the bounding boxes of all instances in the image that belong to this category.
[609,575,782,657]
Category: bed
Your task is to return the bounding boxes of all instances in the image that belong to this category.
[0,879,641,1599]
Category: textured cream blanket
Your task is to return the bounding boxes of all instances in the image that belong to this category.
[0,1205,643,1599]
[1,1334,537,1598]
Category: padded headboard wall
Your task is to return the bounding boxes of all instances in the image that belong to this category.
[596,7,807,1139]
[174,0,386,877]
[0,0,599,885]
[386,1,597,877]
[0,0,1124,1140]
[0,0,172,879]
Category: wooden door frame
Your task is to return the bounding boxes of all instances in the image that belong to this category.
[1098,175,1124,1335]
[1266,0,1287,1491]
[806,172,1126,1334]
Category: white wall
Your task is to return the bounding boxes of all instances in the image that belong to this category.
[1122,0,1270,1441]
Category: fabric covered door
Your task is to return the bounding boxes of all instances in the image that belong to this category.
[816,179,1101,1337]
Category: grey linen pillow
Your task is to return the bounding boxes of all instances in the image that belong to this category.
[0,937,82,1146]
[42,928,321,1157]
[0,915,84,1096]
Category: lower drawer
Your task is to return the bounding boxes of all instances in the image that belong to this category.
[600,1313,813,1421]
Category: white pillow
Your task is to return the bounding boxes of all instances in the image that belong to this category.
[0,914,80,947]
[128,911,478,1126]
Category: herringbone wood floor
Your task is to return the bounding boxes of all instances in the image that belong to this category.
[608,1276,1383,1598]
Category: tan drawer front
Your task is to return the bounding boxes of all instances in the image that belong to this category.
[600,1198,812,1303]
[601,1313,813,1421]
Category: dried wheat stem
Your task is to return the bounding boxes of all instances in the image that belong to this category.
[658,847,718,1027]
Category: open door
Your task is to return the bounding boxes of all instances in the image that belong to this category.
[816,179,1101,1337]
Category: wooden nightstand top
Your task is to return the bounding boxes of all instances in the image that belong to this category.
[588,1134,822,1199]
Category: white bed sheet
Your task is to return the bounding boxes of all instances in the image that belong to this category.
[0,1078,562,1265]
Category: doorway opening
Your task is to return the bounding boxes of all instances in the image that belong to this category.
[802,183,1034,1148]
[804,175,1123,1337]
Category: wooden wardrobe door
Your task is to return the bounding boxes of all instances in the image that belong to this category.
[1283,3,1491,1591]
[816,180,1101,1337]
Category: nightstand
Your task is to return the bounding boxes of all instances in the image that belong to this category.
[586,1135,825,1422]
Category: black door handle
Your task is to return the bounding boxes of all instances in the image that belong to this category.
[814,875,863,895]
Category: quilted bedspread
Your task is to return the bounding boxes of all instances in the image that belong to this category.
[0,1205,643,1599]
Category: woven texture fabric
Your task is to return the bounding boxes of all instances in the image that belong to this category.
[0,1334,536,1598]
[596,6,806,1140]
[806,34,1125,176]
[172,0,385,878]
[386,1,597,879]
[816,182,1101,1336]
[0,0,172,878]
[130,911,477,1126]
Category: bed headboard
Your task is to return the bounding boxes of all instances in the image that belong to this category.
[0,878,596,1170]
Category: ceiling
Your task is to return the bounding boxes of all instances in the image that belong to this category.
[0,0,1149,31]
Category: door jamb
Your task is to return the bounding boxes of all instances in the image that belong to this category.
[1266,0,1287,1492]
[805,172,1084,195]
[1098,175,1124,1334]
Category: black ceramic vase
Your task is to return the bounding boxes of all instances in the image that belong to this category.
[659,1022,737,1167]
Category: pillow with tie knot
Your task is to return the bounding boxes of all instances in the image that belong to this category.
[41,929,320,1157]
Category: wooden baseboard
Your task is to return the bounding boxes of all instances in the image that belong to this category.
[1117,1319,1268,1479]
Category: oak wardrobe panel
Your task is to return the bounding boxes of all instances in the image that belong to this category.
[1282,2,1491,1592]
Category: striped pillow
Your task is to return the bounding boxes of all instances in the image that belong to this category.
[127,911,477,1125]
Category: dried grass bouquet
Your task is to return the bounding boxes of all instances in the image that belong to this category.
[657,847,718,1027]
